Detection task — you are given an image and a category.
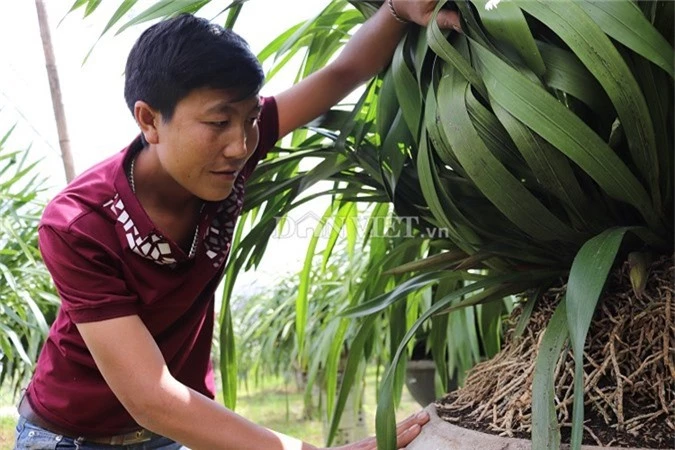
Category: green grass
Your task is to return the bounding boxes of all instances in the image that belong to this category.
[0,415,16,450]
[234,368,421,447]
[0,368,422,448]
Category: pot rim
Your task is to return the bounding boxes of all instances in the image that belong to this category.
[405,404,668,450]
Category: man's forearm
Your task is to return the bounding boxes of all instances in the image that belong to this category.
[135,379,316,450]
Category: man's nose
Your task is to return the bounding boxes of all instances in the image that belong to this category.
[223,126,248,159]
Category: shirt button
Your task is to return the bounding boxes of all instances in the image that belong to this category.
[28,431,36,437]
[55,435,63,441]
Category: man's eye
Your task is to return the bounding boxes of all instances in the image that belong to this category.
[210,120,230,127]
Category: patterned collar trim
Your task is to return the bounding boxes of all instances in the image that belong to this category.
[106,139,246,267]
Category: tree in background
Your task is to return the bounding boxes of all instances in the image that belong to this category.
[35,0,75,182]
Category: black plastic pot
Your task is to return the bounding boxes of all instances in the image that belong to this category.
[405,359,441,407]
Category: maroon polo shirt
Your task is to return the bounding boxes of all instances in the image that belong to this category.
[25,97,278,436]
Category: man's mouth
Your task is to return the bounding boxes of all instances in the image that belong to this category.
[211,167,239,175]
[210,168,240,180]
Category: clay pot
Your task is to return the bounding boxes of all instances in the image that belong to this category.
[406,405,665,450]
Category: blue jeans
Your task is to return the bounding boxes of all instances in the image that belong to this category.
[14,417,188,450]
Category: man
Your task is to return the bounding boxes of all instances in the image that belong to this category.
[15,1,460,448]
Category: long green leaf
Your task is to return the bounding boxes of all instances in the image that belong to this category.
[326,317,375,445]
[477,300,504,358]
[0,125,16,148]
[565,227,632,449]
[324,318,349,437]
[578,1,673,77]
[512,287,541,339]
[18,291,49,335]
[427,11,488,99]
[471,40,660,229]
[257,23,303,63]
[417,125,467,245]
[470,0,546,76]
[219,209,248,409]
[376,270,559,449]
[383,249,469,275]
[431,277,460,391]
[84,0,103,17]
[465,88,531,179]
[224,1,245,30]
[278,3,349,58]
[390,296,408,408]
[0,324,32,365]
[321,202,355,271]
[100,0,139,35]
[115,0,211,35]
[391,38,422,140]
[341,271,449,318]
[531,300,568,450]
[66,0,89,14]
[423,88,513,253]
[628,52,673,208]
[489,102,596,228]
[380,111,411,198]
[535,41,609,114]
[296,202,337,367]
[220,300,237,410]
[438,68,581,242]
[424,67,462,172]
[517,0,661,211]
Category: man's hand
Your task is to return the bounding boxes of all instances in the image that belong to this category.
[392,0,462,30]
[322,410,430,450]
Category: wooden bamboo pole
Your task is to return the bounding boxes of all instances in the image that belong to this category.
[35,0,75,182]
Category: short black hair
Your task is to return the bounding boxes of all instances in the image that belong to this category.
[124,14,264,122]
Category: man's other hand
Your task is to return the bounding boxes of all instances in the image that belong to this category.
[321,410,431,450]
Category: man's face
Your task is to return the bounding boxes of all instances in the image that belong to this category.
[153,87,262,201]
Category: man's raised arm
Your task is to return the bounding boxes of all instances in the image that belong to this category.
[275,0,461,139]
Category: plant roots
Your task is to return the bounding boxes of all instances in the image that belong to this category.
[436,256,674,448]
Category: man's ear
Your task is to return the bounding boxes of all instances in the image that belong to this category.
[134,101,160,144]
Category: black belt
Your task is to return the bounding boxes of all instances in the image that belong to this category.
[18,396,157,445]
